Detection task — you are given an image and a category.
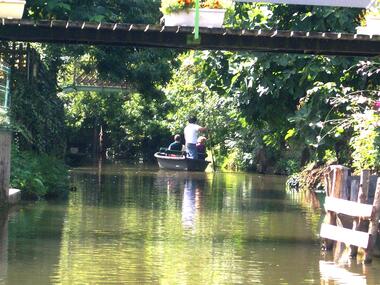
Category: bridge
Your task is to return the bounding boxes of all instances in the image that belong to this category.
[0,19,379,56]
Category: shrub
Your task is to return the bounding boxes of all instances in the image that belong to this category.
[10,148,69,199]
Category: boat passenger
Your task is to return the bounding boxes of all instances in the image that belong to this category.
[184,116,207,159]
[196,136,207,160]
[168,134,183,151]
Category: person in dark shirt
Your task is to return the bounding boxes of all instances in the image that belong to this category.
[168,134,183,151]
[196,136,207,160]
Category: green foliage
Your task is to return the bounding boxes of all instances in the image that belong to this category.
[23,1,178,162]
[61,88,171,160]
[221,149,239,171]
[350,111,380,171]
[275,158,300,175]
[25,1,175,94]
[368,0,380,17]
[290,56,380,170]
[17,0,380,177]
[11,65,66,155]
[0,108,10,126]
[161,3,378,175]
[10,148,69,199]
[162,51,249,169]
[90,47,176,95]
[269,5,361,32]
[26,0,162,23]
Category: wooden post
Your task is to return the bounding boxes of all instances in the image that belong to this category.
[323,165,350,250]
[323,166,337,250]
[0,130,11,204]
[324,170,332,197]
[364,177,380,263]
[350,178,359,202]
[358,170,370,204]
[350,170,370,258]
[332,165,347,261]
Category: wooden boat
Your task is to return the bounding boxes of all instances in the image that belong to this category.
[154,151,210,171]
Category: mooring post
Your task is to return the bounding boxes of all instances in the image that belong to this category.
[323,166,336,250]
[350,170,370,258]
[333,166,351,262]
[364,177,380,263]
[323,165,350,250]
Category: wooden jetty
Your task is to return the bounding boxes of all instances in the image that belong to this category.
[320,165,380,264]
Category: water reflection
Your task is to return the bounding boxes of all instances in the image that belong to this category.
[3,165,380,284]
[182,178,197,229]
[0,211,8,284]
[319,261,367,285]
[155,171,209,230]
[182,176,206,230]
[2,202,67,285]
[0,170,338,284]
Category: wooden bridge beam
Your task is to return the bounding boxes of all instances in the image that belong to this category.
[0,20,379,56]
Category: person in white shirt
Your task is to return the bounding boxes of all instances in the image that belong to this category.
[184,116,207,159]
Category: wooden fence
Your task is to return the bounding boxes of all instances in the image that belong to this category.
[320,165,380,263]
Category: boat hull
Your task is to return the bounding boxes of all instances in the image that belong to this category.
[154,153,209,171]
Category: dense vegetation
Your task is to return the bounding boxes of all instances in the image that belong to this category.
[161,3,380,178]
[4,0,380,198]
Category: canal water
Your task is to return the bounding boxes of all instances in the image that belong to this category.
[1,164,380,284]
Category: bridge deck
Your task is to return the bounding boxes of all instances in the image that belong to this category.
[0,19,379,56]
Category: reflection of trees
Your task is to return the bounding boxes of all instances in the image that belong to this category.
[286,189,325,238]
[0,168,377,284]
[5,202,66,284]
[54,168,332,284]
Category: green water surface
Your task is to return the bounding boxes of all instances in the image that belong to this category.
[1,164,380,284]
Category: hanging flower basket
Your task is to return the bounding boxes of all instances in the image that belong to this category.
[164,8,226,28]
[161,0,230,28]
[0,0,26,19]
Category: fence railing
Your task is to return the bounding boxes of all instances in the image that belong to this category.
[320,165,380,264]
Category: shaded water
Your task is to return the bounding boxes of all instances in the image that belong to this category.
[1,164,380,284]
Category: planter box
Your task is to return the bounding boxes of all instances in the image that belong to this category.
[0,0,26,19]
[356,16,380,35]
[164,8,226,28]
[366,16,380,27]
